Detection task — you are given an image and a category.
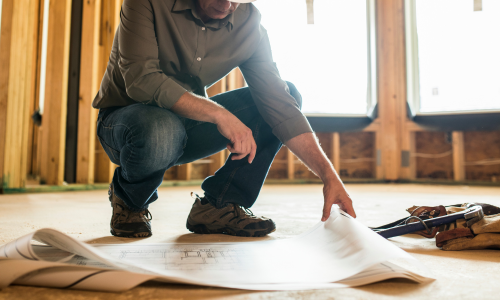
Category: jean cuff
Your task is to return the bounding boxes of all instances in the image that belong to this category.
[112,179,150,212]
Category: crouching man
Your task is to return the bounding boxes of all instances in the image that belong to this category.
[92,0,356,238]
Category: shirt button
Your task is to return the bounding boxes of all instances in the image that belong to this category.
[197,57,201,61]
[202,27,206,30]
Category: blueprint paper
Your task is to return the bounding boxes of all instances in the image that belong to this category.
[0,207,433,291]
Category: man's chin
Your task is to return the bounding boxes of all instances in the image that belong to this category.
[210,14,229,19]
[208,10,230,19]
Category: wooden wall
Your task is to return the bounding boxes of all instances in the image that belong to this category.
[0,0,499,190]
[0,0,42,188]
[415,132,453,179]
[464,132,500,181]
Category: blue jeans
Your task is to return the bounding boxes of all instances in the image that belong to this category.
[97,82,302,211]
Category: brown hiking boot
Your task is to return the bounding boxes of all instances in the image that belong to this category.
[186,193,276,237]
[109,183,152,238]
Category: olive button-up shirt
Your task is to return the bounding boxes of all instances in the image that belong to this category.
[92,0,313,142]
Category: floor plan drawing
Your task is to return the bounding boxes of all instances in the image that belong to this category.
[96,245,255,271]
[0,208,432,291]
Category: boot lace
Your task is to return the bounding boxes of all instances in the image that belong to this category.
[142,209,153,221]
[235,205,255,218]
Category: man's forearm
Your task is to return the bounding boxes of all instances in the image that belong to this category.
[170,91,257,163]
[285,132,342,184]
[170,91,227,123]
[286,132,355,219]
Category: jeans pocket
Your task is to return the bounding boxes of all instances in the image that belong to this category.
[98,136,120,165]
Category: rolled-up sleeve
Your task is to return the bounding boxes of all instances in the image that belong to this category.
[118,0,187,108]
[239,26,313,143]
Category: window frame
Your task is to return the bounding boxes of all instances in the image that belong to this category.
[405,0,500,116]
[298,0,377,118]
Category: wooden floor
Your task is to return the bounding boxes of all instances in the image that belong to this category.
[1,184,500,299]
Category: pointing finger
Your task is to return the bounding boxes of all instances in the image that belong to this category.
[321,200,333,222]
[248,140,256,164]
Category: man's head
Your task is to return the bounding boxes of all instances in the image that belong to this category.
[196,0,254,21]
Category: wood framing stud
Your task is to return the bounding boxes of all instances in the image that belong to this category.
[77,0,102,184]
[178,163,193,181]
[1,0,41,188]
[306,0,314,24]
[209,151,226,175]
[0,0,14,188]
[375,132,384,179]
[331,132,340,172]
[40,0,73,185]
[287,148,295,180]
[362,120,381,132]
[401,127,416,179]
[376,0,407,180]
[93,0,122,184]
[452,131,465,181]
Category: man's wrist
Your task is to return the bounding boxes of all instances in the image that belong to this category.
[212,106,238,126]
[211,107,228,124]
[318,165,343,186]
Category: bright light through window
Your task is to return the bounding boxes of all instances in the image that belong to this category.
[253,0,369,115]
[416,0,500,113]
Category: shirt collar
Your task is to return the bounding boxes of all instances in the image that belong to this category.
[172,0,235,31]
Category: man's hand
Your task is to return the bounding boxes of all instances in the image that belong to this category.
[215,113,257,164]
[170,92,256,164]
[285,132,357,220]
[322,182,356,221]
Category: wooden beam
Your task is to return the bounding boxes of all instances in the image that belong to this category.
[209,151,226,175]
[306,0,314,24]
[76,0,101,184]
[207,77,226,97]
[408,131,416,179]
[405,120,427,132]
[401,131,416,179]
[94,0,121,183]
[362,119,380,132]
[226,68,245,91]
[227,70,237,91]
[331,132,340,172]
[1,0,40,188]
[178,163,193,181]
[26,0,45,177]
[452,131,465,181]
[26,0,46,178]
[374,131,384,179]
[39,0,73,185]
[287,148,295,180]
[376,0,407,180]
[235,68,245,88]
[22,0,42,183]
[0,0,14,189]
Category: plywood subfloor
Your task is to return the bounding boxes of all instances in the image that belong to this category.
[1,184,500,299]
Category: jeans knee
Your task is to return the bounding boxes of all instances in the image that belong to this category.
[285,81,303,110]
[130,109,186,169]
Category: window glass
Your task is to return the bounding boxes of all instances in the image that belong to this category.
[416,0,500,112]
[253,0,369,115]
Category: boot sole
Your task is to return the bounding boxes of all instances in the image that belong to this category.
[186,220,276,237]
[110,228,152,238]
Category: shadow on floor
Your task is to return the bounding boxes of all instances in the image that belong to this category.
[84,236,151,244]
[353,278,433,297]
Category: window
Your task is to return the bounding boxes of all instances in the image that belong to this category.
[253,0,376,115]
[406,0,500,114]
